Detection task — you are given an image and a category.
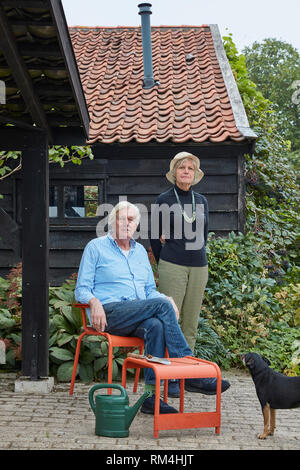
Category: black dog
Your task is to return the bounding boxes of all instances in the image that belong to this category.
[243,352,300,439]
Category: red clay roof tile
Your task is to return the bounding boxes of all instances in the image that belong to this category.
[69,26,245,144]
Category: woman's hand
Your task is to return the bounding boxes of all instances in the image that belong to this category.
[89,297,107,332]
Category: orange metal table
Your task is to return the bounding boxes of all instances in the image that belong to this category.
[122,356,221,438]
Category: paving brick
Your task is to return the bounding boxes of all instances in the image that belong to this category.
[1,370,300,450]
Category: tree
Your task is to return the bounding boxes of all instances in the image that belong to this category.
[243,38,300,150]
[223,33,299,273]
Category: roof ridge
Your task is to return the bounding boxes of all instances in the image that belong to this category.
[69,25,210,29]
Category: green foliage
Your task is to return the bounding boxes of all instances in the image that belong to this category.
[196,35,300,372]
[222,34,273,127]
[243,38,300,149]
[202,232,300,372]
[48,145,94,167]
[194,317,232,369]
[0,145,94,190]
[0,150,21,180]
[0,267,138,382]
[287,149,300,185]
[0,263,22,368]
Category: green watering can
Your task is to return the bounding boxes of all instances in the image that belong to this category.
[89,383,150,437]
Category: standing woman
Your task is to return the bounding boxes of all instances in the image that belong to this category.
[150,152,229,397]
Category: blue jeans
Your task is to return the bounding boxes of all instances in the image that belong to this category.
[102,297,192,384]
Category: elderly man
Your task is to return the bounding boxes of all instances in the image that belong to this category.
[75,201,230,414]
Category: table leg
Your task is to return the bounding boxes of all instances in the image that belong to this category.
[179,379,184,413]
[215,366,222,434]
[163,379,168,403]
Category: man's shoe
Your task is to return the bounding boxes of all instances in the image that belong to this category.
[141,395,178,414]
[184,377,230,395]
[168,379,180,398]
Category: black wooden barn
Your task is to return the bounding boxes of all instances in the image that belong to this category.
[0,18,256,288]
[0,0,89,381]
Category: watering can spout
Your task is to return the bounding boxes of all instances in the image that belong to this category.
[126,391,150,428]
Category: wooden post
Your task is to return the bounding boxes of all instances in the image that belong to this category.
[21,130,49,379]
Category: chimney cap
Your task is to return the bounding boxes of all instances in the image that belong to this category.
[138,3,152,14]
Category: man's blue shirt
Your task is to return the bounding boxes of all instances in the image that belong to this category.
[75,233,165,306]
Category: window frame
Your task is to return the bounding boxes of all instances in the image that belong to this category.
[49,178,106,225]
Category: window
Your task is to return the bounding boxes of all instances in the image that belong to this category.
[49,181,104,222]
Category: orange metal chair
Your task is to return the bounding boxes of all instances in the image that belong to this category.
[69,303,144,395]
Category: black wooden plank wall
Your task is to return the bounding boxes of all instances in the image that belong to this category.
[0,143,247,285]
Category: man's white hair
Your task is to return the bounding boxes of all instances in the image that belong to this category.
[108,201,141,229]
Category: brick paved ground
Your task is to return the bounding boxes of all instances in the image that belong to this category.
[0,369,299,451]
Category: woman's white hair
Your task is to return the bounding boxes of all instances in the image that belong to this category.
[108,201,141,229]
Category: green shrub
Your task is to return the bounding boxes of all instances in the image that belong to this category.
[201,232,300,371]
[0,263,22,369]
[0,267,138,382]
[196,34,300,372]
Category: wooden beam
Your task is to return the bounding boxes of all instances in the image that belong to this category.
[0,127,41,150]
[35,83,73,97]
[49,0,90,139]
[5,18,53,27]
[18,43,62,57]
[21,130,49,379]
[0,126,87,149]
[0,4,52,139]
[0,64,66,70]
[1,0,47,7]
[0,115,38,130]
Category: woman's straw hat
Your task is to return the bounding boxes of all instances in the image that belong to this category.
[166,152,204,185]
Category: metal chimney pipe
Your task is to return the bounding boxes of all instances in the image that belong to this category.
[138,3,159,89]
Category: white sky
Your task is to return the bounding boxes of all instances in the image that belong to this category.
[62,0,300,53]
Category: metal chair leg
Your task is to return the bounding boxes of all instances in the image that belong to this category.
[69,331,87,395]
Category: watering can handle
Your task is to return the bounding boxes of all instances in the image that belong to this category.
[88,384,126,414]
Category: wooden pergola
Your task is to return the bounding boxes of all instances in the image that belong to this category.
[0,0,89,381]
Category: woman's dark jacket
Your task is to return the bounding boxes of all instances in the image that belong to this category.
[150,184,209,267]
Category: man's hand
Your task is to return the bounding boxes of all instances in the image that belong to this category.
[166,296,180,321]
[89,297,107,332]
